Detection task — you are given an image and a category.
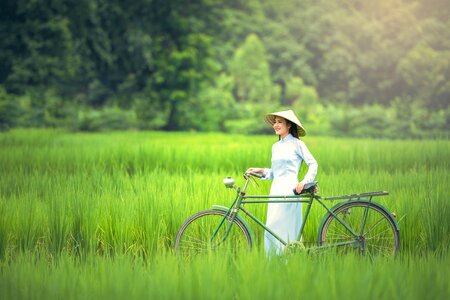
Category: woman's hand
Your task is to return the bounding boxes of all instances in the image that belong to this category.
[246,168,264,176]
[295,181,306,194]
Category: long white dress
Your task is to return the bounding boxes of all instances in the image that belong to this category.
[262,133,318,255]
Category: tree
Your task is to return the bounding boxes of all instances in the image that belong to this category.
[1,0,76,94]
[397,43,450,109]
[177,74,236,131]
[229,34,273,103]
[0,86,18,130]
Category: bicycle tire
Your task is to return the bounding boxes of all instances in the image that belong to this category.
[319,201,400,256]
[175,209,252,258]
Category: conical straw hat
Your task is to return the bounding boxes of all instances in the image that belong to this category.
[265,109,306,136]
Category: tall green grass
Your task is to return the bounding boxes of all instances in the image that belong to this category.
[1,252,449,300]
[0,129,449,299]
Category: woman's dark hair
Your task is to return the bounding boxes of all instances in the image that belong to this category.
[288,120,299,138]
[278,119,299,140]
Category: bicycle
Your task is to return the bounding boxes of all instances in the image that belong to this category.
[175,173,400,257]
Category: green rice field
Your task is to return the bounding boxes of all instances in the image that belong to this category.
[1,129,449,299]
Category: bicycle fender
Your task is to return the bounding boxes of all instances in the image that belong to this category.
[316,200,400,243]
[212,205,255,241]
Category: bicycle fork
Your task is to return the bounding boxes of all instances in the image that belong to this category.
[210,187,245,247]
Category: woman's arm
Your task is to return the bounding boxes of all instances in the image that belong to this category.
[297,140,318,184]
[246,167,273,180]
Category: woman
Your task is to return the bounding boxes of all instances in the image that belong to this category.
[247,109,318,255]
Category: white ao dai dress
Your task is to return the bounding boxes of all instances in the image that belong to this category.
[262,133,318,254]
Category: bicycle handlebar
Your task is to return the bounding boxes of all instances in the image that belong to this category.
[244,172,263,179]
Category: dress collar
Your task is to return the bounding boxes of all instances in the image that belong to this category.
[280,133,294,142]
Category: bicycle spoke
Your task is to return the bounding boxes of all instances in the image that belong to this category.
[366,228,393,239]
[328,222,353,237]
[180,237,210,248]
[365,223,393,237]
[324,233,350,241]
[363,217,387,235]
[365,243,394,256]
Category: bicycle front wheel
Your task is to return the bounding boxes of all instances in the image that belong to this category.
[319,201,400,256]
[175,209,252,258]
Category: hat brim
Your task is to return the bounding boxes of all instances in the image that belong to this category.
[265,113,306,137]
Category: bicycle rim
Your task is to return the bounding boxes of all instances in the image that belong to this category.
[319,202,399,256]
[175,210,252,258]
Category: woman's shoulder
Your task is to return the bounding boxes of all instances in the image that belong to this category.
[297,138,306,145]
[292,137,305,145]
[293,138,312,151]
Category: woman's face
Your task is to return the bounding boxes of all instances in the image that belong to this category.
[273,117,291,138]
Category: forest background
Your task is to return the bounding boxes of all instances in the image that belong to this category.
[0,0,449,139]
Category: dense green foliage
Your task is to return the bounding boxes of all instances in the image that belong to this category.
[0,130,449,299]
[0,1,449,137]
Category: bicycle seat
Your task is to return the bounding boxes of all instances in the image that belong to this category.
[294,181,318,195]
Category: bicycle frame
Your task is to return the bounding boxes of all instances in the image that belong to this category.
[212,174,390,250]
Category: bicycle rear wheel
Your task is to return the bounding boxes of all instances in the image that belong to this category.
[175,209,252,258]
[319,201,400,256]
